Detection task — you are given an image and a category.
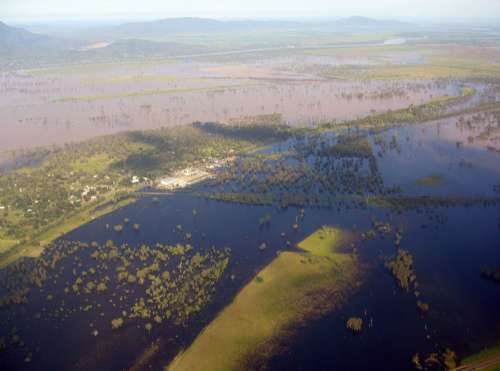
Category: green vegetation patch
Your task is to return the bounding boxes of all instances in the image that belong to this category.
[167,226,359,371]
[0,240,18,254]
[83,74,179,85]
[1,121,286,266]
[0,239,231,363]
[0,195,136,268]
[298,225,349,257]
[54,83,265,103]
[314,44,500,80]
[25,59,176,76]
[318,85,478,137]
[69,153,116,173]
[322,134,373,158]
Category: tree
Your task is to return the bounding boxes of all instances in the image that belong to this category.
[346,317,363,332]
[111,318,124,329]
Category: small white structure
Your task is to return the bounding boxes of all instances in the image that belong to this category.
[159,177,187,189]
[131,176,140,184]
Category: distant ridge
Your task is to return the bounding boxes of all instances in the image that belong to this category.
[95,16,412,40]
[0,21,49,45]
[331,16,410,27]
[103,17,305,39]
[0,16,414,66]
[114,17,225,34]
[0,21,76,58]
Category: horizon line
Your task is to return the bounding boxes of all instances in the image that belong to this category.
[1,13,499,23]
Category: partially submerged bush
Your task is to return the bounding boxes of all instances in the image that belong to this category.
[111,317,124,330]
[346,317,363,332]
[386,249,414,291]
[416,300,429,312]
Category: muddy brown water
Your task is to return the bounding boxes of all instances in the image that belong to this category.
[0,59,455,163]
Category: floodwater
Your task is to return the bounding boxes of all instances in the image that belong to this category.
[0,193,321,371]
[0,59,453,162]
[268,116,500,371]
[1,108,499,370]
[376,117,500,197]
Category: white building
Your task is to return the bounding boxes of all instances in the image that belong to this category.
[159,177,187,189]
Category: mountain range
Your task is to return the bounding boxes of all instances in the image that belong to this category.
[73,16,412,40]
[0,16,413,65]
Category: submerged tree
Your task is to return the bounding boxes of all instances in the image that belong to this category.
[111,318,124,330]
[346,317,363,332]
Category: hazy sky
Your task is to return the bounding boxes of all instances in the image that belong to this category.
[1,0,500,20]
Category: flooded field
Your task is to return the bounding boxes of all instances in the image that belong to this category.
[0,194,302,370]
[2,13,500,371]
[0,57,455,160]
[1,106,499,370]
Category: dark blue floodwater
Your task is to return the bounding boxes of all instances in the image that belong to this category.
[265,116,500,370]
[1,115,499,371]
[3,191,387,371]
[376,120,500,197]
[268,206,500,371]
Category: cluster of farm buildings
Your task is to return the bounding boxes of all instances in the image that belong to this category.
[154,156,236,190]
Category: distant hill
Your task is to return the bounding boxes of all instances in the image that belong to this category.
[9,17,415,46]
[330,16,412,28]
[97,17,305,40]
[0,21,49,47]
[0,21,78,59]
[0,20,211,67]
[0,16,415,67]
[114,17,225,35]
[88,16,413,41]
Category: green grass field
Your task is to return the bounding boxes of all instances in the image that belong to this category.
[167,226,359,371]
[0,194,136,268]
[304,42,500,80]
[0,240,19,254]
[55,82,265,103]
[25,59,176,76]
[82,74,180,85]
